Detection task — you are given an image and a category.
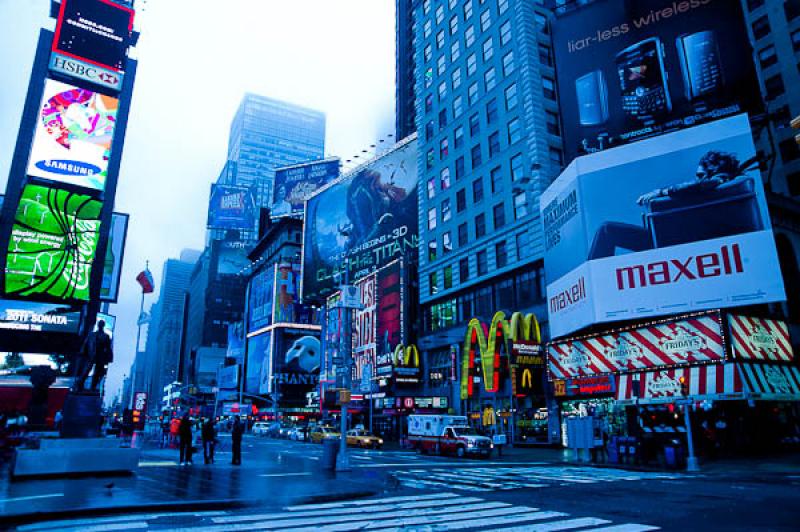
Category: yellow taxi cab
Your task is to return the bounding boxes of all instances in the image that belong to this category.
[309,425,340,443]
[346,429,383,449]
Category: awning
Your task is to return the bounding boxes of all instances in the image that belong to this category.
[616,364,744,405]
[738,363,800,400]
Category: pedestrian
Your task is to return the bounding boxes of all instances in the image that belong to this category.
[179,414,193,465]
[161,418,171,448]
[231,415,244,465]
[54,410,63,432]
[202,418,217,464]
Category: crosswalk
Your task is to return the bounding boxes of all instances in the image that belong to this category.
[17,492,659,531]
[390,466,681,492]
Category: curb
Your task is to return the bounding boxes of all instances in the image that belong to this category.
[0,498,251,528]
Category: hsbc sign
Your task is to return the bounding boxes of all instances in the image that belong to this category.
[49,53,123,91]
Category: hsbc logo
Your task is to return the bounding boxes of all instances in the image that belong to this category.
[49,53,123,91]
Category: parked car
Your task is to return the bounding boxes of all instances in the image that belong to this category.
[278,424,294,439]
[289,426,309,441]
[309,425,340,443]
[252,421,275,436]
[346,429,383,449]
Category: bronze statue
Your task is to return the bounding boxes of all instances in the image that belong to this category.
[73,320,114,392]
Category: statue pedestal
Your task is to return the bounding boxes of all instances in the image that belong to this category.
[60,392,103,438]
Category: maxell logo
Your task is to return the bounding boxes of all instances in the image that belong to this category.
[549,276,586,314]
[615,243,743,291]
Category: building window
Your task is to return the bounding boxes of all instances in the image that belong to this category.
[505,83,518,110]
[510,153,523,181]
[465,25,476,47]
[500,20,512,46]
[423,0,430,14]
[443,231,453,253]
[513,191,527,219]
[452,67,462,89]
[490,165,503,193]
[442,198,452,222]
[428,240,437,261]
[458,222,469,246]
[440,167,451,189]
[424,43,432,63]
[436,30,445,49]
[498,0,508,15]
[451,40,461,61]
[439,109,448,128]
[426,148,435,169]
[471,144,482,168]
[423,19,432,39]
[456,188,467,212]
[765,74,785,100]
[429,272,438,295]
[486,98,498,124]
[516,232,530,260]
[454,125,464,149]
[488,131,501,157]
[475,213,486,238]
[758,45,778,69]
[469,113,480,135]
[786,0,800,20]
[751,15,770,40]
[502,51,515,76]
[539,44,553,66]
[546,110,560,136]
[440,137,449,159]
[450,15,459,35]
[453,95,464,118]
[427,176,436,199]
[464,0,473,20]
[542,77,556,100]
[549,146,563,167]
[493,202,505,229]
[425,121,434,141]
[468,82,479,105]
[425,67,433,88]
[425,93,433,113]
[482,38,494,62]
[438,81,448,101]
[443,266,453,290]
[507,118,521,144]
[428,207,437,230]
[437,54,447,75]
[480,9,491,31]
[436,5,445,24]
[788,171,800,196]
[472,177,484,203]
[477,250,488,275]
[467,53,477,76]
[484,67,496,91]
[535,12,548,34]
[455,156,465,179]
[495,241,508,268]
[459,258,470,282]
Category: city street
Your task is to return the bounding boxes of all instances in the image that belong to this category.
[3,434,800,531]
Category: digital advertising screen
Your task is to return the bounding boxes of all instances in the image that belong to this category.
[207,184,256,231]
[0,299,81,334]
[302,138,418,302]
[53,0,135,73]
[227,321,245,363]
[99,212,128,302]
[248,330,271,395]
[272,158,340,217]
[5,184,103,302]
[266,327,321,403]
[551,0,761,165]
[541,115,785,338]
[248,265,276,331]
[212,239,249,277]
[26,79,119,191]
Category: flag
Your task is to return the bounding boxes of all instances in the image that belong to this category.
[136,268,154,294]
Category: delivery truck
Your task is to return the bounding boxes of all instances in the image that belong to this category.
[407,414,493,458]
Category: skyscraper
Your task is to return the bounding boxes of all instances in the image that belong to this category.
[227,94,326,210]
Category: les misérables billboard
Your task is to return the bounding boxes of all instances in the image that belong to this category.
[541,115,785,338]
[551,0,761,165]
[302,137,418,302]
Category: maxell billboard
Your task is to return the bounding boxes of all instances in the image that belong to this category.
[551,0,761,165]
[541,115,784,338]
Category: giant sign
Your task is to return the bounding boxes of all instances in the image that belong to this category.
[273,158,339,217]
[302,138,418,301]
[99,212,128,302]
[207,184,256,231]
[541,116,785,338]
[548,313,726,379]
[261,327,322,404]
[27,79,119,191]
[5,184,102,302]
[376,260,403,381]
[551,0,761,164]
[53,0,134,73]
[248,265,276,331]
[352,273,377,392]
[0,299,81,334]
[728,314,794,363]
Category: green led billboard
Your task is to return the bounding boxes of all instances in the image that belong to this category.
[5,184,102,301]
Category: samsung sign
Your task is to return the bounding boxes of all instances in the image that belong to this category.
[540,115,785,338]
[49,53,123,91]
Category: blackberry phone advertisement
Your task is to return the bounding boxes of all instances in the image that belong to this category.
[541,115,784,338]
[552,0,762,165]
[302,138,417,302]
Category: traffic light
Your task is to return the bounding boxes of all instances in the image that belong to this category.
[793,114,800,146]
[679,376,689,396]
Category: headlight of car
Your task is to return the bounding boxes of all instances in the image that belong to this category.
[490,443,494,449]
[378,439,383,445]
[467,441,475,447]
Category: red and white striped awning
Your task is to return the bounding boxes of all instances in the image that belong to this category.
[616,364,744,404]
[738,363,800,400]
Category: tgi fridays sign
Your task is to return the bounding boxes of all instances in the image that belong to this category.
[728,314,794,363]
[548,314,725,379]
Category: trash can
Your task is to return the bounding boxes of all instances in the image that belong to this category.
[321,437,339,470]
[663,440,686,469]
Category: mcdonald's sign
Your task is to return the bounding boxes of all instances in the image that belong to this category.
[461,311,542,399]
[394,344,421,384]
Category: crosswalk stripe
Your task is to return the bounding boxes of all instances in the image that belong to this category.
[284,491,459,511]
[498,517,612,531]
[51,523,150,532]
[425,471,505,488]
[211,497,484,523]
[368,510,570,532]
[582,525,660,532]
[392,475,487,491]
[18,511,227,531]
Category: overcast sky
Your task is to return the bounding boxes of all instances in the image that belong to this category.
[0,0,396,404]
